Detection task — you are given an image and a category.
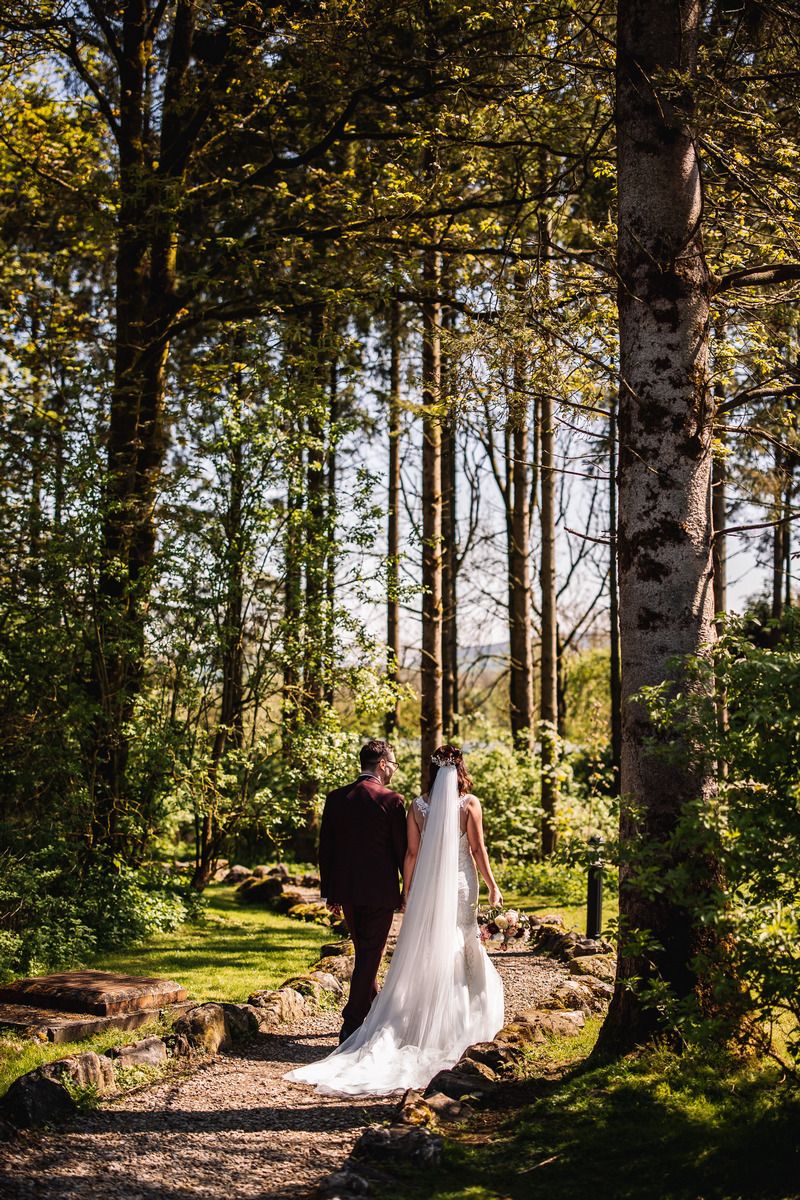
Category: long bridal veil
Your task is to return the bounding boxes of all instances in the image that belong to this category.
[285,763,489,1097]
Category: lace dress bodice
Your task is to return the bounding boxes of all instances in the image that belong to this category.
[413,793,479,930]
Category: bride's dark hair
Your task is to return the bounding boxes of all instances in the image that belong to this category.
[428,744,473,796]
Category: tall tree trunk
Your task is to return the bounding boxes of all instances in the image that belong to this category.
[441,296,459,740]
[325,353,339,708]
[88,0,195,857]
[420,246,443,786]
[508,354,534,746]
[282,326,304,749]
[712,437,727,619]
[386,297,402,738]
[772,447,785,622]
[303,301,327,723]
[192,359,246,891]
[785,456,795,609]
[609,394,622,795]
[596,0,718,1053]
[441,414,459,739]
[539,386,559,858]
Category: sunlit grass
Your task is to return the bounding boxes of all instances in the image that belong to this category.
[0,1016,172,1098]
[87,885,332,1003]
[1,887,332,1097]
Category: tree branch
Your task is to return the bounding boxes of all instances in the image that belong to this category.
[713,263,800,294]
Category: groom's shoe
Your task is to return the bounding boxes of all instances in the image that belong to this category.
[338,1023,357,1045]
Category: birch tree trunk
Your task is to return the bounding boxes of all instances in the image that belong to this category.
[597,0,718,1052]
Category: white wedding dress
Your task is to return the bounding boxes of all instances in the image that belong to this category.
[284,764,505,1097]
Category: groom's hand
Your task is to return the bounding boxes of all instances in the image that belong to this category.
[325,900,342,917]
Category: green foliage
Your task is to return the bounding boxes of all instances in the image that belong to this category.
[0,849,204,982]
[634,612,800,1061]
[562,647,612,751]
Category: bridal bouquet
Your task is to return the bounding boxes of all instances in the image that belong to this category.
[478,906,533,951]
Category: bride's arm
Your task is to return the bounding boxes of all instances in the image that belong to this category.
[465,796,503,907]
[403,804,422,897]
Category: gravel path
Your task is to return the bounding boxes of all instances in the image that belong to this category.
[0,951,569,1200]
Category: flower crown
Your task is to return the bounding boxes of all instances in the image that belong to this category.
[430,752,458,768]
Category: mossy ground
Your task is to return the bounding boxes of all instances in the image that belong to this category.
[370,1023,800,1200]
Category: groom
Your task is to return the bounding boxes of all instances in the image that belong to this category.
[319,738,407,1043]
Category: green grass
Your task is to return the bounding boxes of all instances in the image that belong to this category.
[0,1015,173,1099]
[372,1026,800,1200]
[87,885,333,1003]
[1,887,333,1097]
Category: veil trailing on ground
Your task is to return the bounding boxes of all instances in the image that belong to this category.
[285,763,474,1097]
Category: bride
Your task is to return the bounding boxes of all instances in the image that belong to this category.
[284,744,505,1097]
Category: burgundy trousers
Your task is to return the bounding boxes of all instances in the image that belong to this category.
[340,903,395,1036]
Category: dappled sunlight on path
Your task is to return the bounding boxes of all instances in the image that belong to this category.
[0,953,563,1200]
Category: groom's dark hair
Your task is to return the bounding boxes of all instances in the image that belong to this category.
[360,738,393,770]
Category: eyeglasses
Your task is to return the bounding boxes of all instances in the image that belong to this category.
[384,758,398,769]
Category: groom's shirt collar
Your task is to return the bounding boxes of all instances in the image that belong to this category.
[357,771,380,783]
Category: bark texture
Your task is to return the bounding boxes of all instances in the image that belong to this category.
[597,0,718,1052]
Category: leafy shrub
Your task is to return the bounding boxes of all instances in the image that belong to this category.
[638,612,800,1060]
[0,848,204,981]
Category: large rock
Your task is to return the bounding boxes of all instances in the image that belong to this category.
[3,1051,116,1127]
[306,971,344,997]
[514,1008,586,1038]
[491,1009,584,1048]
[570,954,617,983]
[173,1003,229,1053]
[223,865,252,884]
[545,978,612,1013]
[107,1035,168,1068]
[172,1001,268,1053]
[569,936,614,958]
[247,987,307,1023]
[236,876,284,904]
[320,940,355,958]
[311,954,355,982]
[531,924,579,957]
[272,889,306,914]
[278,975,330,1003]
[462,1040,526,1074]
[354,1124,442,1167]
[425,1058,497,1100]
[219,1003,265,1040]
[494,1020,545,1046]
[317,1167,372,1197]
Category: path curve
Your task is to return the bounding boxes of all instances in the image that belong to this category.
[0,952,569,1200]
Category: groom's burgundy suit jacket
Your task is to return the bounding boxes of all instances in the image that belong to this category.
[319,776,407,908]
